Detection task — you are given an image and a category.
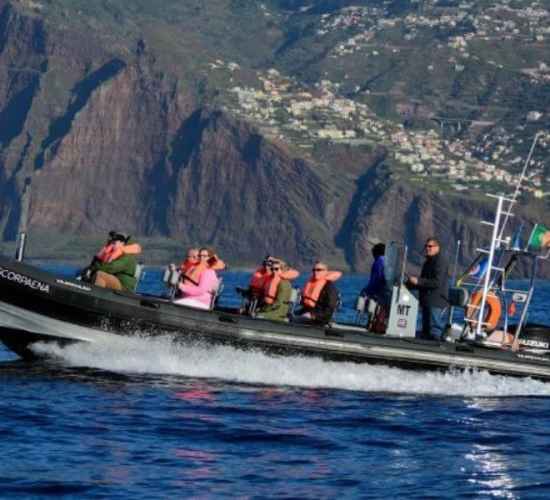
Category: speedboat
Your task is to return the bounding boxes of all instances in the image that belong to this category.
[2,136,550,380]
[1,210,550,380]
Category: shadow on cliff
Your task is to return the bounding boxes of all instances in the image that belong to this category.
[146,108,214,235]
[34,58,126,170]
[0,5,46,148]
[334,154,387,270]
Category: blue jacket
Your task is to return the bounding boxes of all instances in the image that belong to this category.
[361,256,387,302]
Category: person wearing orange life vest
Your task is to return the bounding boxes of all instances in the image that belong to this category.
[174,247,222,310]
[241,255,275,299]
[180,248,200,275]
[179,247,226,286]
[236,255,275,314]
[83,231,142,291]
[295,261,341,325]
[256,260,300,321]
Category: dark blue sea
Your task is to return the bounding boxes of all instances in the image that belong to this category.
[2,265,550,499]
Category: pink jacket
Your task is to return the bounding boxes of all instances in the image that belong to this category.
[178,268,219,308]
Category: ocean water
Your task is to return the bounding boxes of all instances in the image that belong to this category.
[1,266,550,499]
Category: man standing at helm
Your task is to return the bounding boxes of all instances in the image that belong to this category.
[407,237,449,341]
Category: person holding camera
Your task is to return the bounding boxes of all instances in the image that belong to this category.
[174,247,222,310]
[82,231,142,291]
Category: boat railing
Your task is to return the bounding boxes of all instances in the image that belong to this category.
[459,194,530,342]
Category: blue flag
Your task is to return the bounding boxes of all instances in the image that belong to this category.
[511,224,523,251]
[468,256,488,281]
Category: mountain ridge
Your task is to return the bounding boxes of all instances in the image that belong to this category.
[0,0,548,274]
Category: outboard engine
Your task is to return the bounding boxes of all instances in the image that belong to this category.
[516,324,550,354]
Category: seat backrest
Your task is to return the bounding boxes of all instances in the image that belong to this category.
[287,287,301,315]
[209,277,224,310]
[163,264,181,299]
[134,263,144,291]
[163,264,181,286]
[134,263,144,280]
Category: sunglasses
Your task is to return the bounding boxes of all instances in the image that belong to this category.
[271,266,281,271]
[424,244,438,248]
[312,268,326,272]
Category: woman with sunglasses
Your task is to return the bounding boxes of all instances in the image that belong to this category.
[295,261,342,325]
[179,247,225,286]
[256,260,299,321]
[175,247,222,310]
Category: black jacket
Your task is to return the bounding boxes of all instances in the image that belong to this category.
[417,253,449,308]
[312,281,339,324]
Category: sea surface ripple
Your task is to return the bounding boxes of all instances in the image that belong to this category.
[1,265,550,499]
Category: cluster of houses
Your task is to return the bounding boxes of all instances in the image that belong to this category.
[212,1,549,196]
[391,129,550,197]
[223,66,548,196]
[314,1,549,60]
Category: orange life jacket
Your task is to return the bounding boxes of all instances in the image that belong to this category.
[96,242,141,264]
[180,259,195,274]
[250,268,269,297]
[96,243,121,263]
[182,262,208,286]
[302,278,328,309]
[263,274,281,305]
[301,270,341,309]
[209,258,225,271]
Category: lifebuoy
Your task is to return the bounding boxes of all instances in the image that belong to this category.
[466,290,502,332]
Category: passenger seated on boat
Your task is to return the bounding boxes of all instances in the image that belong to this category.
[238,255,274,301]
[294,261,341,325]
[179,247,225,287]
[360,243,390,333]
[255,260,299,321]
[236,255,274,315]
[179,247,200,275]
[91,232,142,292]
[174,247,221,310]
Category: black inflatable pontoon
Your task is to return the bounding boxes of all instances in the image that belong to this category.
[1,255,550,380]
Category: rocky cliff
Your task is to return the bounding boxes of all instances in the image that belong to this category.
[0,1,544,274]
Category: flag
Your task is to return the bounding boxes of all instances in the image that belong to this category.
[468,256,488,281]
[457,254,488,285]
[528,224,550,250]
[511,224,523,251]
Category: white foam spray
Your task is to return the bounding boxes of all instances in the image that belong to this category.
[30,334,550,397]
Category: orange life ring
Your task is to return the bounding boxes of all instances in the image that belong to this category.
[466,290,502,332]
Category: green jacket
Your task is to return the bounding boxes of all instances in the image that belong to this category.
[96,254,137,291]
[257,279,292,321]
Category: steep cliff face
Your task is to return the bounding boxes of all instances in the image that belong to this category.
[337,161,530,273]
[30,68,336,262]
[0,3,339,265]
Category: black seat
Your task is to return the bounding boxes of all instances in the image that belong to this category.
[449,287,469,307]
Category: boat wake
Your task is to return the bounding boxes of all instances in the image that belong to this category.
[31,332,550,397]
